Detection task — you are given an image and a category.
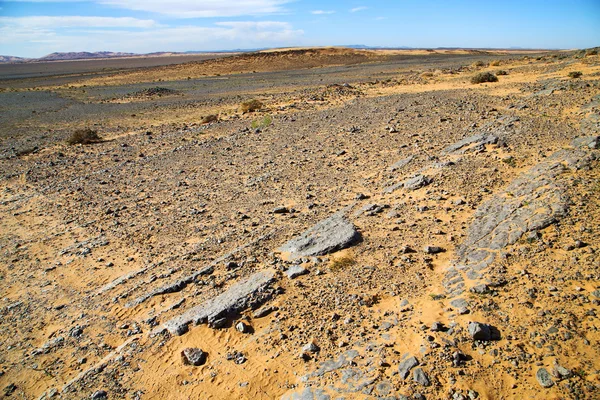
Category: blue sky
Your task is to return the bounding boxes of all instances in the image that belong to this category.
[0,0,599,57]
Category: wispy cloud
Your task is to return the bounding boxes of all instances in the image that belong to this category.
[97,0,292,18]
[350,6,368,13]
[0,16,159,29]
[0,19,304,56]
[311,10,335,15]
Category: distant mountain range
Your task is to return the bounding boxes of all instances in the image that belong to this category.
[0,46,561,64]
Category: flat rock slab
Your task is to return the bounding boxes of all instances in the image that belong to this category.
[444,145,598,298]
[384,174,432,194]
[278,212,360,259]
[157,269,276,336]
[441,133,498,155]
[388,155,414,172]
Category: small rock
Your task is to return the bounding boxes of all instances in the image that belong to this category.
[470,284,489,294]
[468,322,491,341]
[302,342,320,353]
[181,348,207,366]
[398,356,419,379]
[430,322,445,332]
[536,368,554,388]
[423,246,444,254]
[273,206,290,214]
[286,265,308,279]
[235,321,250,333]
[413,368,431,386]
[91,390,107,399]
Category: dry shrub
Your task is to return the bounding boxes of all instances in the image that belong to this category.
[329,254,356,271]
[473,60,486,67]
[68,128,101,145]
[240,99,263,113]
[201,114,218,124]
[568,71,582,79]
[471,72,498,84]
[490,60,501,66]
[496,70,508,76]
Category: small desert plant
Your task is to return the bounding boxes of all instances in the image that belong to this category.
[201,114,218,124]
[585,49,598,56]
[68,128,101,145]
[568,71,583,79]
[471,72,498,84]
[251,114,272,130]
[496,70,508,76]
[490,60,501,66]
[329,254,356,271]
[240,99,263,113]
[473,60,486,67]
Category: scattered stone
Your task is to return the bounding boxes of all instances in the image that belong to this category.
[302,342,320,353]
[468,322,491,341]
[388,156,414,173]
[442,133,499,154]
[431,322,445,332]
[273,206,290,214]
[572,136,600,149]
[536,368,554,388]
[413,368,431,386]
[235,321,250,333]
[423,246,444,254]
[470,284,489,294]
[253,305,278,318]
[181,348,207,366]
[158,269,276,336]
[552,364,572,380]
[91,390,107,399]
[278,212,361,259]
[398,356,419,379]
[286,265,308,279]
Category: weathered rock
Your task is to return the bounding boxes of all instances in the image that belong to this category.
[157,269,276,336]
[286,265,308,279]
[442,133,498,154]
[278,212,360,259]
[468,322,491,341]
[125,265,214,308]
[384,174,432,194]
[302,342,320,353]
[235,321,250,333]
[444,147,597,299]
[572,136,599,149]
[536,368,554,388]
[91,390,107,399]
[423,246,444,254]
[413,368,431,386]
[552,364,572,380]
[181,348,207,366]
[388,156,414,173]
[398,356,419,379]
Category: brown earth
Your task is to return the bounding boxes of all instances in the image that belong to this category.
[0,47,599,400]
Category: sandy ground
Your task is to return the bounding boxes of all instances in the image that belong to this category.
[0,47,599,400]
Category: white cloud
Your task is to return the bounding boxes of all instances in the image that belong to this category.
[0,16,159,28]
[350,6,368,12]
[311,10,335,15]
[0,20,304,57]
[97,0,292,18]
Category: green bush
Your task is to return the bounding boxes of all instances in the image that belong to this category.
[471,72,498,84]
[68,128,101,145]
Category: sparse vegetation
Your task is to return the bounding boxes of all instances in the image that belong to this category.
[68,128,102,145]
[568,71,582,79]
[201,114,219,124]
[496,70,508,76]
[241,99,263,113]
[490,60,501,66]
[471,72,498,84]
[329,254,356,271]
[251,115,272,130]
[473,60,486,67]
[585,49,598,56]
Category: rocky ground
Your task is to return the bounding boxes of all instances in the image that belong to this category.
[0,48,599,400]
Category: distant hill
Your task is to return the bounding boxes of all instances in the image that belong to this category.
[0,55,29,63]
[38,51,137,61]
